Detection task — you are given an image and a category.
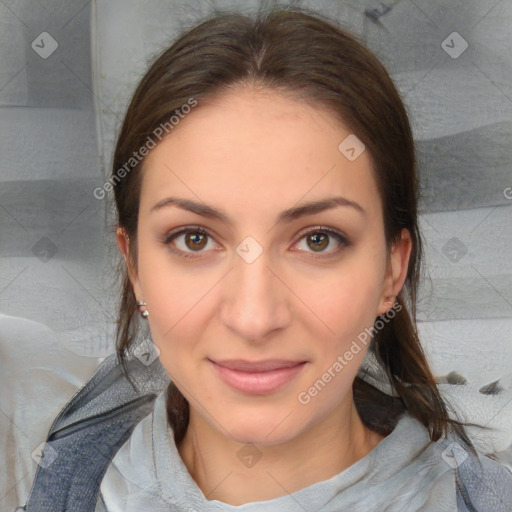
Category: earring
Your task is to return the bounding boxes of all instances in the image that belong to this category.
[137,300,149,318]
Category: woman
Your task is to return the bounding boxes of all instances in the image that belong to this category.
[19,6,512,511]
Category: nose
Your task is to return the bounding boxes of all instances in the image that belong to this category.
[219,245,291,343]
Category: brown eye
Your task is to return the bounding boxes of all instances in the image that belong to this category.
[184,232,207,251]
[294,227,350,258]
[306,232,329,252]
[163,227,218,258]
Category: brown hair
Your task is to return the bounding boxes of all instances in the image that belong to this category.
[112,6,482,450]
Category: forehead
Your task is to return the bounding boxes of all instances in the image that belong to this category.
[139,87,381,223]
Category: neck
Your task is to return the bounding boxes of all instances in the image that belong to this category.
[176,394,386,506]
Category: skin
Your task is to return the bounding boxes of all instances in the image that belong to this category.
[117,85,412,506]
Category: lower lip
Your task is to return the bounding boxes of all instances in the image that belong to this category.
[210,361,307,395]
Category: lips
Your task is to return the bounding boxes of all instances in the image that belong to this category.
[208,358,307,394]
[211,359,305,372]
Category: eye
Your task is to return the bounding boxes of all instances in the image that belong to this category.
[162,226,219,259]
[162,225,350,260]
[293,226,350,258]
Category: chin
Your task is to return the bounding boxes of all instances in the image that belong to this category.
[218,409,302,447]
[227,427,295,447]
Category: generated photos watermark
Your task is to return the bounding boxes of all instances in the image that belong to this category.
[93,97,198,200]
[297,301,402,405]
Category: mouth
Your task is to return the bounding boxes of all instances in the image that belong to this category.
[208,358,308,395]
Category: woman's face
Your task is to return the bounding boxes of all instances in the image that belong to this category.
[120,86,410,446]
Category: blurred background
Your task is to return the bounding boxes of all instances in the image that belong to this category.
[1,0,511,510]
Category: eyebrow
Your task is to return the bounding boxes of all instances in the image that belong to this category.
[150,196,366,225]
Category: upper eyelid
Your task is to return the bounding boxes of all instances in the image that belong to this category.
[163,225,209,242]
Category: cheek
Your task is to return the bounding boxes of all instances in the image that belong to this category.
[297,251,386,342]
[298,269,383,413]
[135,240,201,364]
[137,232,205,321]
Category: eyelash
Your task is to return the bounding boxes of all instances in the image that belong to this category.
[161,225,350,260]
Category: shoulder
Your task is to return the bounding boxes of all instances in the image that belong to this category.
[436,435,512,512]
[375,413,512,511]
[0,314,102,511]
[97,389,168,512]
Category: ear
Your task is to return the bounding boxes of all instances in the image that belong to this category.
[116,227,143,300]
[377,228,413,316]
